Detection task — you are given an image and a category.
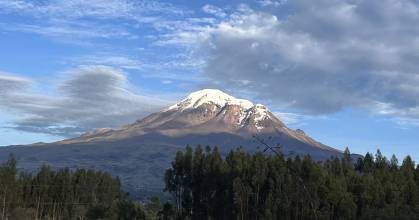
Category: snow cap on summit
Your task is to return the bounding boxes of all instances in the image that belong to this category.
[168,89,254,111]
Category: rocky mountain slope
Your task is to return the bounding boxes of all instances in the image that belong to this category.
[0,89,347,198]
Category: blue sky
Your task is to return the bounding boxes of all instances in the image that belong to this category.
[0,0,419,162]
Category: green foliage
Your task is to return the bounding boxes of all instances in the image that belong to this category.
[158,202,176,220]
[164,147,419,220]
[0,154,154,220]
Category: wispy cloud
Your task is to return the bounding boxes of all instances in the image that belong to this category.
[256,0,287,7]
[71,55,148,71]
[0,0,187,20]
[0,22,136,40]
[67,52,207,83]
[0,0,207,83]
[0,0,189,43]
[202,4,227,18]
[273,112,306,125]
[0,72,32,94]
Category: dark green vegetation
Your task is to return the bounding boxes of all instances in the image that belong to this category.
[0,154,162,220]
[1,146,418,220]
[164,146,419,220]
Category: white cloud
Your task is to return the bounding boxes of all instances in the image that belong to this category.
[273,112,304,125]
[0,22,136,41]
[67,53,206,83]
[256,0,287,7]
[0,0,214,81]
[0,0,206,84]
[202,4,227,18]
[0,0,188,43]
[0,72,32,94]
[159,0,419,125]
[0,0,186,20]
[0,66,170,136]
[73,55,147,71]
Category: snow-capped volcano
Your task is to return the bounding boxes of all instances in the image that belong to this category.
[62,89,333,153]
[63,89,274,143]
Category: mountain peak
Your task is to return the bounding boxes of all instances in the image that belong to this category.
[168,89,254,111]
[162,89,279,131]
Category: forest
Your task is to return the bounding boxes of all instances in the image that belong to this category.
[164,146,419,220]
[1,146,419,220]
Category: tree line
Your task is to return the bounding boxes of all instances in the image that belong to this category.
[0,154,164,220]
[164,146,419,220]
